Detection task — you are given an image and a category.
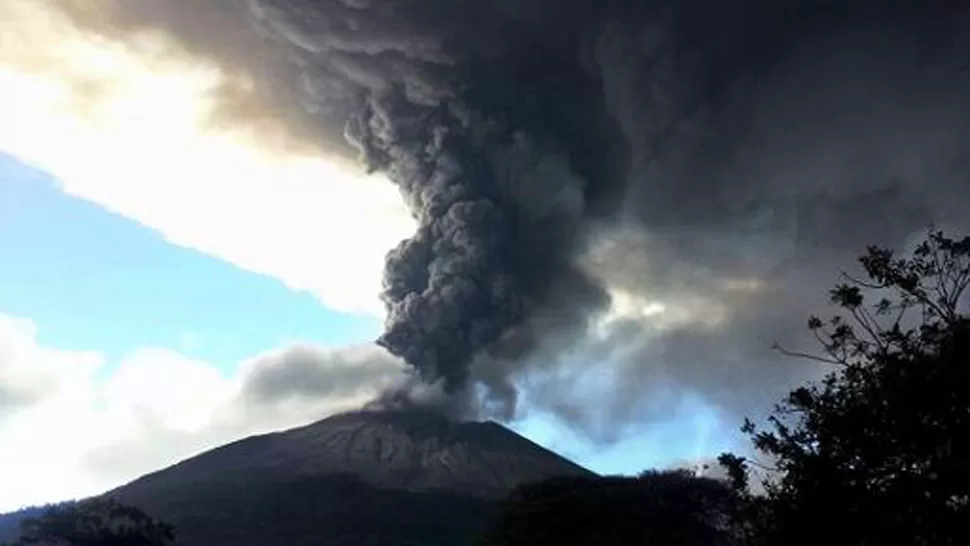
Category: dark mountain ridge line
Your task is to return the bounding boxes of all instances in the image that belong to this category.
[109,409,594,499]
[3,410,595,546]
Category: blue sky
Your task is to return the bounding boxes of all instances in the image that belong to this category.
[0,153,379,370]
[7,0,969,515]
[0,152,737,509]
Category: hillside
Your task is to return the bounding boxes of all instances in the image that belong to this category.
[0,506,51,544]
[112,409,592,501]
[0,410,592,546]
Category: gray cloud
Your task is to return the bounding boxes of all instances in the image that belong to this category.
[0,349,43,423]
[239,344,404,404]
[0,316,100,424]
[49,0,970,438]
[83,343,403,487]
[0,388,35,423]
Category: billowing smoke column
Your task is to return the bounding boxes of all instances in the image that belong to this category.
[243,0,970,417]
[53,0,970,429]
[248,0,739,413]
[344,50,611,403]
[246,0,634,411]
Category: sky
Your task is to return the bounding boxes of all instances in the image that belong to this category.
[6,0,966,516]
[0,0,738,512]
[0,136,733,514]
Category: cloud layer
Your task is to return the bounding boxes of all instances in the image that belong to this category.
[0,313,403,512]
[0,0,414,316]
[5,0,970,442]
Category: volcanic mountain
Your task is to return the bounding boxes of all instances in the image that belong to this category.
[97,410,594,546]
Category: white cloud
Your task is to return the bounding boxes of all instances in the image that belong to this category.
[0,314,404,513]
[0,316,103,420]
[0,0,415,315]
[98,349,232,433]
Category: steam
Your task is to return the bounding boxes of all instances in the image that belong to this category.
[41,0,970,432]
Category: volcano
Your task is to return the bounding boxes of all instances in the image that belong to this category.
[96,410,593,546]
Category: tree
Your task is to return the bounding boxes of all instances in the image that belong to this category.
[721,230,970,546]
[485,470,739,546]
[3,498,175,546]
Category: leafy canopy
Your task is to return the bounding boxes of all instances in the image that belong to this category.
[721,230,970,546]
[3,498,175,546]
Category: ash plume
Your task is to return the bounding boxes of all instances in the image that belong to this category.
[51,0,970,434]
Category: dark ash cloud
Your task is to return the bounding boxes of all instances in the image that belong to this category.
[53,0,970,436]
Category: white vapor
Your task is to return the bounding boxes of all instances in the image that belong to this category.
[0,313,404,512]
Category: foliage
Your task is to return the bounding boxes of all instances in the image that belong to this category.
[721,230,970,545]
[2,498,175,546]
[113,472,495,546]
[485,470,739,546]
[0,506,58,544]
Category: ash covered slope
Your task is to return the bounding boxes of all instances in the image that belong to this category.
[99,411,592,546]
[113,410,592,499]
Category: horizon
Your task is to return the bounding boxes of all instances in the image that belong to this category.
[0,144,732,513]
[3,0,969,515]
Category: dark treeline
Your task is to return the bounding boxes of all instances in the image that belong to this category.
[1,474,495,546]
[488,230,970,546]
[4,230,968,545]
[486,471,738,546]
[0,507,58,544]
[1,499,173,546]
[721,230,970,545]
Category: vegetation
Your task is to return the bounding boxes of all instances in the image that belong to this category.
[4,231,967,546]
[1,498,175,546]
[3,474,493,546]
[485,470,738,546]
[111,472,495,546]
[486,230,970,546]
[719,230,970,545]
[0,507,57,544]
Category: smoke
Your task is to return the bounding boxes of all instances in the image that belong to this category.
[48,0,970,434]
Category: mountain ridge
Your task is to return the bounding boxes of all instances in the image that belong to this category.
[110,409,593,501]
[2,410,593,545]
[46,409,594,546]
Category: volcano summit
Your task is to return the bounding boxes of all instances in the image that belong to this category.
[86,410,593,546]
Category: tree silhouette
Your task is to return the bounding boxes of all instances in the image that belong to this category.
[485,470,739,546]
[3,498,175,546]
[721,230,970,545]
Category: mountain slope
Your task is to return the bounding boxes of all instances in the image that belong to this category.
[101,410,593,546]
[115,409,591,499]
